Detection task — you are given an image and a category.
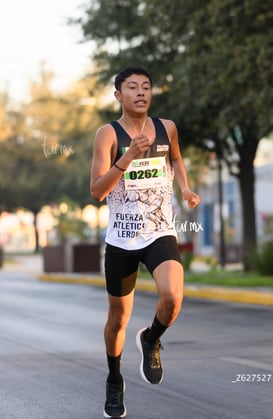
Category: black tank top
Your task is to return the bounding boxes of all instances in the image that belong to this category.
[105,117,177,250]
[110,117,172,165]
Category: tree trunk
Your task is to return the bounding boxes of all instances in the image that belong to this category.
[33,211,40,253]
[238,136,258,272]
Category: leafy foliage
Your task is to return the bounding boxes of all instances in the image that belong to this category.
[0,65,105,250]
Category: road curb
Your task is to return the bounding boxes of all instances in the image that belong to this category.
[184,285,273,306]
[38,274,273,306]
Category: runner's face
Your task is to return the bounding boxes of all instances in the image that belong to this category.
[117,74,152,114]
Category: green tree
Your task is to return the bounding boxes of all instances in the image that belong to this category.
[0,65,104,251]
[75,0,273,270]
[24,64,104,209]
[173,0,273,271]
[0,136,66,251]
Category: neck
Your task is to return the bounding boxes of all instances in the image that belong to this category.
[119,115,148,135]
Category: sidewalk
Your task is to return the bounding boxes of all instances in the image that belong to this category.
[2,254,273,306]
[2,253,43,275]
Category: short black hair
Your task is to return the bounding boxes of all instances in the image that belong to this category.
[114,67,152,91]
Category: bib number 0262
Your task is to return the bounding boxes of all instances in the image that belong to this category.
[129,168,158,180]
[124,156,167,190]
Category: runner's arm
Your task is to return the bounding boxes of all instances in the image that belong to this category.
[90,125,128,201]
[90,124,150,201]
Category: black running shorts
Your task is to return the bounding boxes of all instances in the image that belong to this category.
[104,235,182,297]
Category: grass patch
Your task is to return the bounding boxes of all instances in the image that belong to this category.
[138,264,273,287]
[185,271,273,287]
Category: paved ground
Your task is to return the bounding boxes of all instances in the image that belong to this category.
[0,270,273,419]
[4,253,272,306]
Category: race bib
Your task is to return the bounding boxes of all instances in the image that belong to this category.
[124,156,167,190]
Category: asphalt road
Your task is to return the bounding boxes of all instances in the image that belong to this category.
[0,271,273,419]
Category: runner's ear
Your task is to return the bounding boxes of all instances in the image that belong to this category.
[114,90,122,102]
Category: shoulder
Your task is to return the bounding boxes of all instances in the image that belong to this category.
[93,123,117,146]
[95,122,116,138]
[157,118,178,140]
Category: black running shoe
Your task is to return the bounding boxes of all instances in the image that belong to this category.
[103,377,126,418]
[136,327,163,384]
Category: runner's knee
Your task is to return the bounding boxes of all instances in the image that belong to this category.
[161,293,183,314]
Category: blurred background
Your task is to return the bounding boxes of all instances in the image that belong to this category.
[0,0,272,276]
